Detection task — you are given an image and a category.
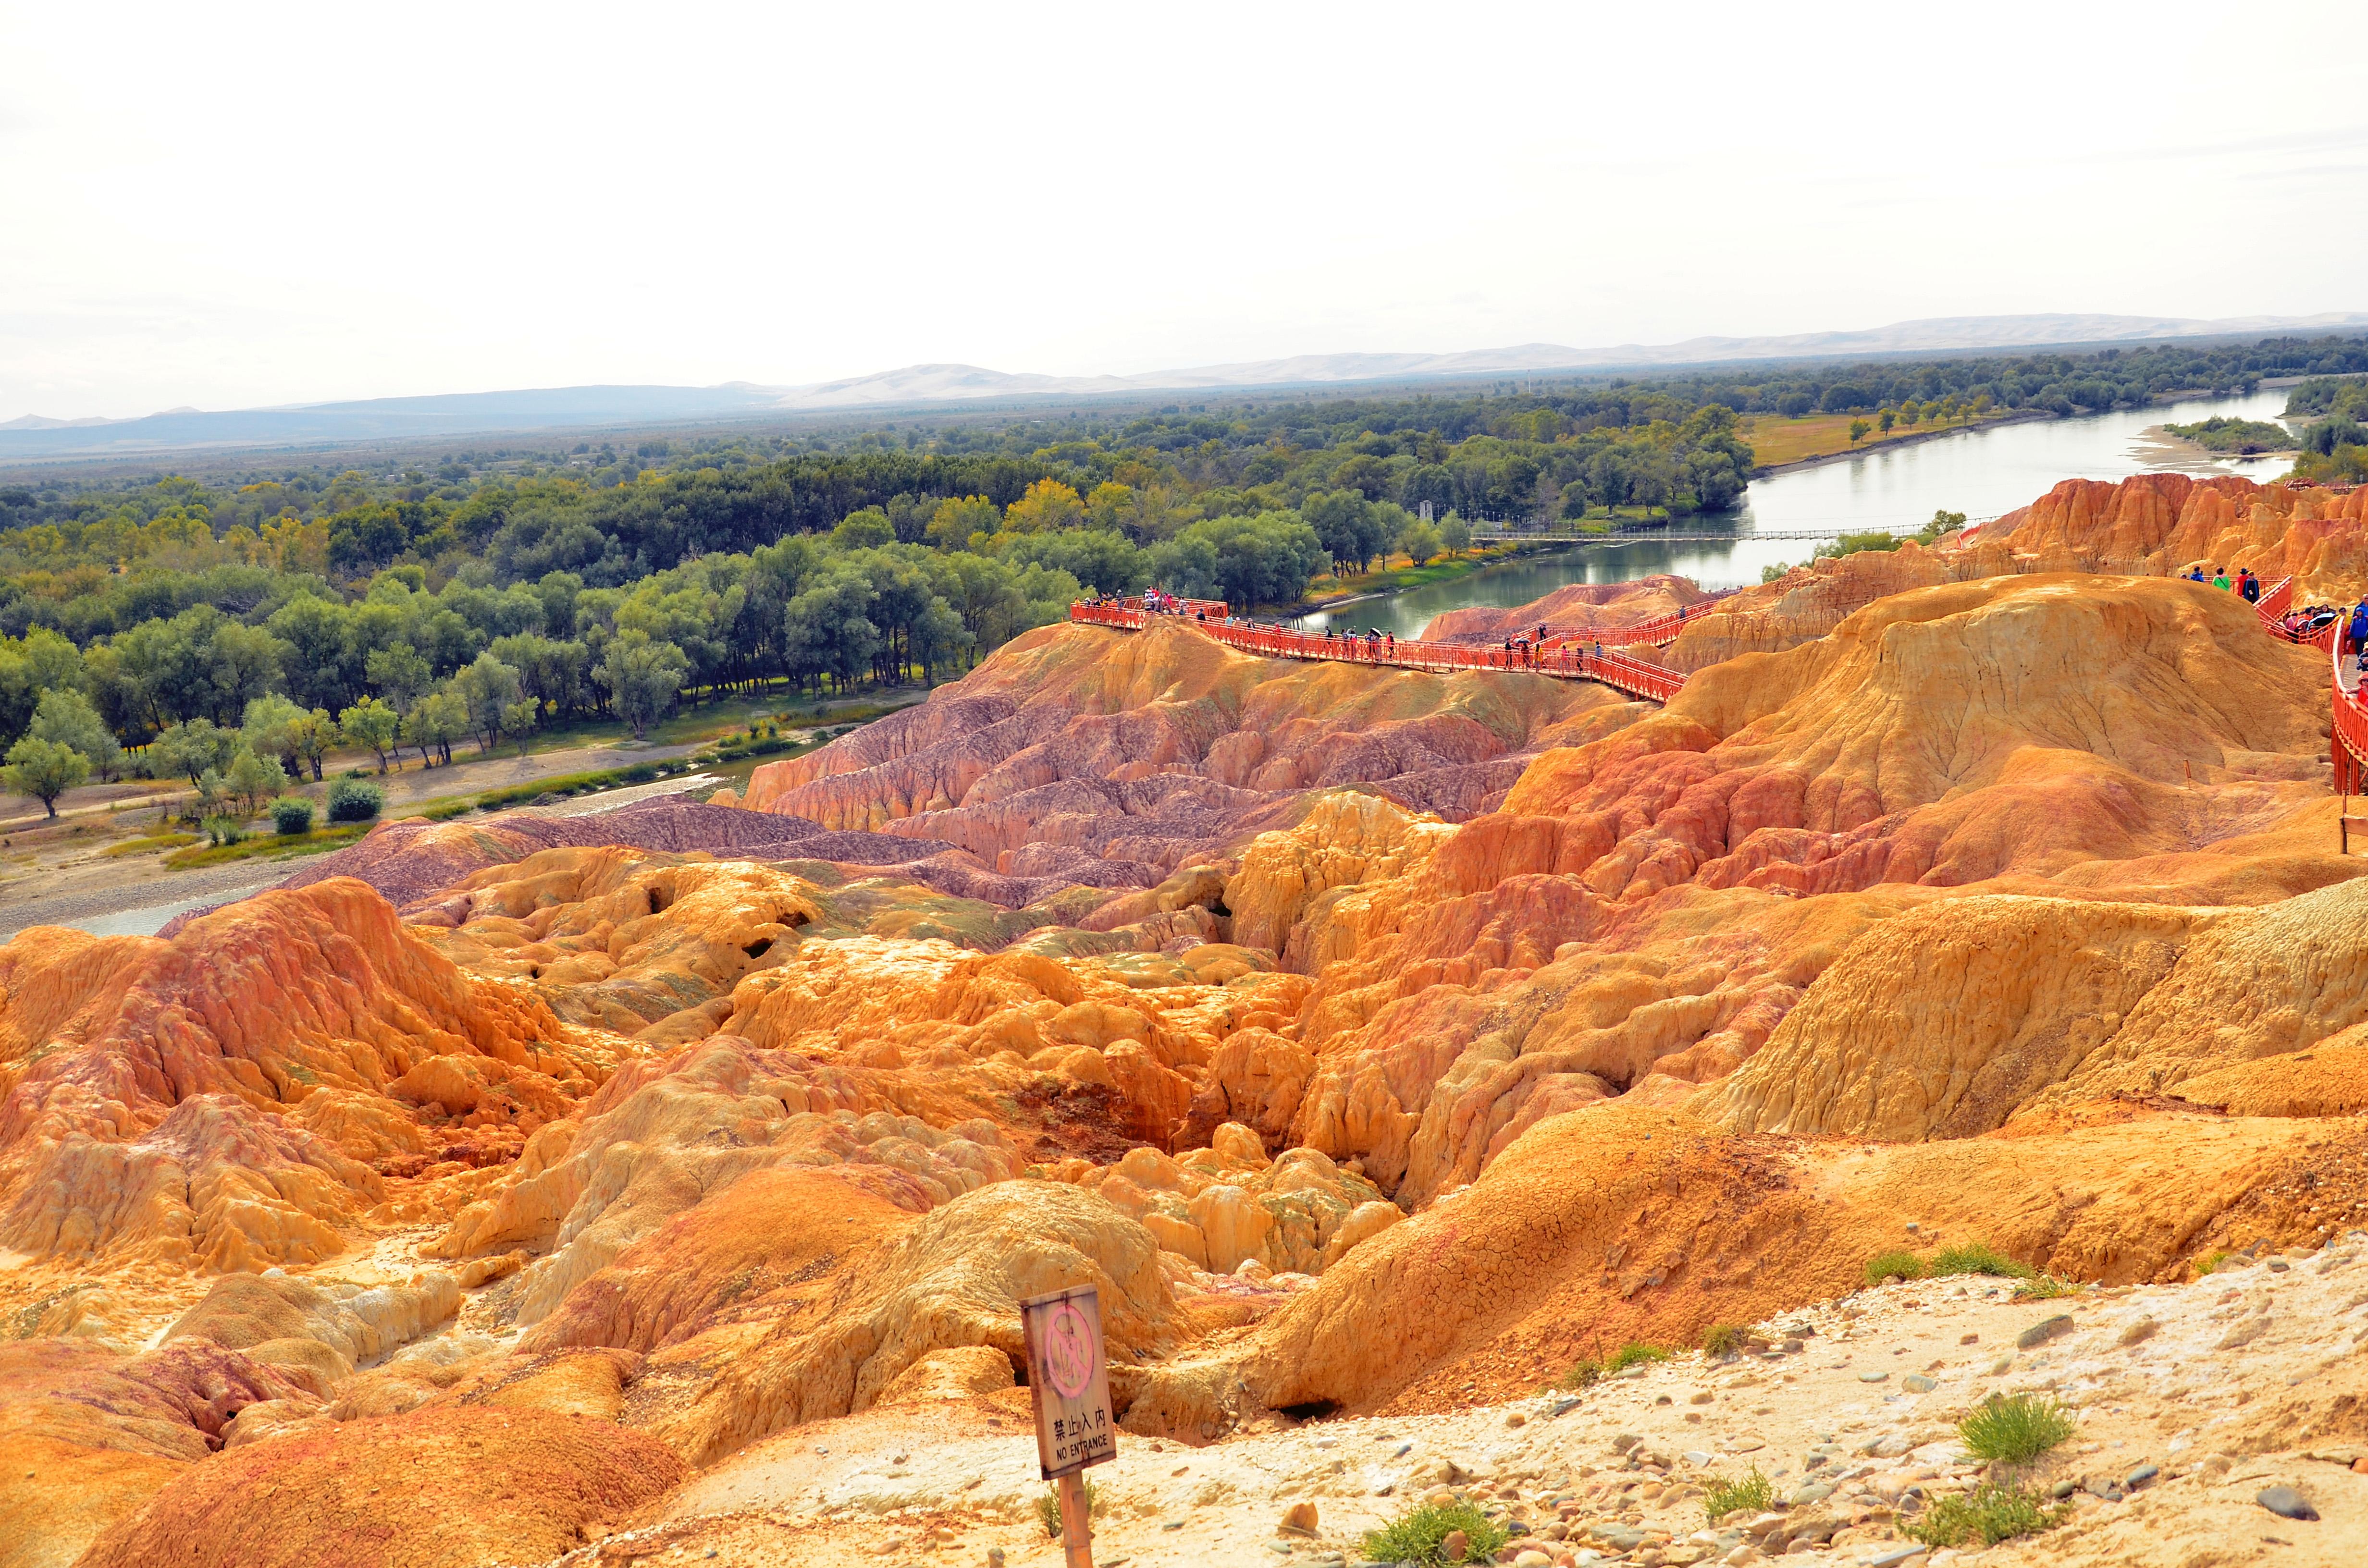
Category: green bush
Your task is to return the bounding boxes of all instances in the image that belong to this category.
[1905,1481,2071,1548]
[1605,1342,1670,1373]
[1865,1249,1925,1286]
[1560,1359,1603,1389]
[1958,1393,2077,1465]
[1702,1467,1773,1520]
[325,778,384,823]
[200,814,246,847]
[1929,1243,2035,1280]
[269,797,315,835]
[1701,1323,1747,1359]
[1360,1500,1508,1565]
[2013,1274,2074,1301]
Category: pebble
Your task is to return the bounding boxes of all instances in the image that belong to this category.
[2257,1485,2319,1521]
[1858,1372,1889,1384]
[1864,1548,1928,1567]
[1788,1482,1836,1506]
[1441,1529,1469,1559]
[1902,1374,1937,1393]
[2123,1463,2158,1490]
[2016,1315,2074,1349]
[1280,1502,1318,1533]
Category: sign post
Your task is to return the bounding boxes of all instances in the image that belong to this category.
[1021,1284,1117,1568]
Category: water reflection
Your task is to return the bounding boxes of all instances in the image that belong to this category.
[1297,388,2298,638]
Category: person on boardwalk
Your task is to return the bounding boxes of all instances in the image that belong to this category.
[2186,565,2207,583]
[2350,599,2368,660]
[2240,569,2262,604]
[2211,566,2232,591]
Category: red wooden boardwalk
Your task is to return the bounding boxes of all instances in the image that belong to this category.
[1070,599,1689,704]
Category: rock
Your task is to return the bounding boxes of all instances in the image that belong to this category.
[1864,1548,1927,1567]
[2257,1486,2319,1521]
[1787,1482,1835,1507]
[1901,1374,1936,1393]
[1857,1372,1888,1384]
[1441,1529,1468,1560]
[2016,1315,2073,1350]
[1514,1554,1552,1568]
[1280,1502,1319,1533]
[2123,1463,2158,1490]
[2050,1479,2077,1499]
[2117,1318,2157,1347]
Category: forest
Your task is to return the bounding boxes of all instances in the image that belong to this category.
[2284,376,2368,484]
[4,334,2367,797]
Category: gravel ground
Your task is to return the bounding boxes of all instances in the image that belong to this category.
[0,778,725,944]
[0,863,282,941]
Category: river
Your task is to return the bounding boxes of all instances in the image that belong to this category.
[1298,388,2299,639]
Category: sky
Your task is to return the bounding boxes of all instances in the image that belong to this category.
[2,1,2364,422]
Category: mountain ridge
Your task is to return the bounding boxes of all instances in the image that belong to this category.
[8,311,2366,460]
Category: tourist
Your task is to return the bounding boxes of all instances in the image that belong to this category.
[2211,566,2231,592]
[2350,600,2368,659]
[2186,565,2207,583]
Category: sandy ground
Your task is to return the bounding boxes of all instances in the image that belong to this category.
[506,1238,2368,1568]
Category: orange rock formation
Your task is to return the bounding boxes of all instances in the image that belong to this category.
[0,470,2365,1564]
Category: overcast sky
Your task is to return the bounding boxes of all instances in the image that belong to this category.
[2,2,2363,421]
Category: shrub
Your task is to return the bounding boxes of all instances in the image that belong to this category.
[1929,1243,2035,1280]
[1360,1500,1509,1565]
[1605,1342,1670,1373]
[1958,1393,2077,1465]
[200,814,246,847]
[2013,1274,2074,1301]
[1701,1323,1747,1359]
[1702,1468,1773,1520]
[325,778,384,823]
[1034,1479,1101,1539]
[1864,1250,1925,1286]
[270,797,315,835]
[2197,1250,2235,1276]
[1560,1360,1603,1390]
[1905,1481,2071,1548]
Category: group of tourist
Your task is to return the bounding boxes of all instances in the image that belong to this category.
[2187,564,2265,603]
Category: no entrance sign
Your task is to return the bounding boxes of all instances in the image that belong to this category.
[1021,1284,1117,1568]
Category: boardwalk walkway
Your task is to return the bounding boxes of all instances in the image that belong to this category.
[1071,599,1689,703]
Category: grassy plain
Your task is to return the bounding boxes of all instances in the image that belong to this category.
[1739,410,2013,468]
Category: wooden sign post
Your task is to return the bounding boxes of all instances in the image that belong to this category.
[1021,1284,1117,1568]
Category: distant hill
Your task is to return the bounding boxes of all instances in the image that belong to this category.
[9,312,2367,461]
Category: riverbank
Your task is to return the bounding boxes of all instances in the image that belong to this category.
[1282,541,1558,616]
[1747,409,2051,477]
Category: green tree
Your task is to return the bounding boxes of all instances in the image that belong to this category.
[1849,418,1872,445]
[364,642,432,715]
[452,653,526,753]
[1399,519,1444,564]
[286,708,339,781]
[224,746,287,814]
[27,689,123,782]
[599,629,690,737]
[1877,409,1897,434]
[503,699,540,758]
[2,736,89,817]
[1439,512,1473,557]
[829,507,897,550]
[338,697,401,773]
[242,694,310,778]
[402,690,468,767]
[150,719,240,785]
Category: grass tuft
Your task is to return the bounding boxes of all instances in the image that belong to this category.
[1905,1481,2072,1548]
[2012,1274,2075,1301]
[1958,1393,2077,1465]
[1702,1467,1773,1520]
[1604,1341,1669,1373]
[1864,1249,1925,1286]
[1559,1360,1603,1390]
[1929,1242,2035,1280]
[1700,1323,1747,1359]
[1360,1501,1509,1565]
[1034,1478,1101,1539]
